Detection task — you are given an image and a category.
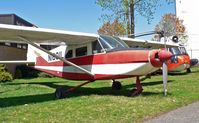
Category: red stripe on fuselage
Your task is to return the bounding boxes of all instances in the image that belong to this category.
[35,50,150,66]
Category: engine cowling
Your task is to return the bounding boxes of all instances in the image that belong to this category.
[149,50,172,68]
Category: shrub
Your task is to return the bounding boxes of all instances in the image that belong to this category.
[15,65,39,79]
[0,64,13,83]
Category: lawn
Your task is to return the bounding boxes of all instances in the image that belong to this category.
[1,67,199,123]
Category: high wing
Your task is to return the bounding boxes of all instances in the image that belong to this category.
[0,24,98,76]
[120,37,179,49]
[0,24,177,48]
[0,24,98,44]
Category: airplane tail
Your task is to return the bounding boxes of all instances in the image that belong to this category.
[27,44,67,64]
[27,44,38,63]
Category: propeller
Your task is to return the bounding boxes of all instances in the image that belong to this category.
[162,61,168,96]
[157,49,171,96]
[162,35,179,96]
[161,31,169,96]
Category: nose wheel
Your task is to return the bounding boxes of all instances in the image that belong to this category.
[112,80,122,90]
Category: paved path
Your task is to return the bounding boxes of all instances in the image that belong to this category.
[143,101,199,123]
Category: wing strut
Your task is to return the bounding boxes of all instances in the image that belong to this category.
[18,36,95,77]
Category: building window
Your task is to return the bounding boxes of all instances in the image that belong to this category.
[40,45,59,50]
[17,44,22,48]
[22,44,27,49]
[5,42,11,46]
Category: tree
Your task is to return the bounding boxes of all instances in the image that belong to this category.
[96,0,174,36]
[98,19,126,36]
[154,13,187,43]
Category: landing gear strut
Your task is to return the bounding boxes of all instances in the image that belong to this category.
[55,81,91,99]
[112,80,122,90]
[130,76,143,96]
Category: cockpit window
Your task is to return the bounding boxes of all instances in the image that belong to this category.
[169,47,182,55]
[92,40,103,54]
[99,35,129,50]
[179,47,188,55]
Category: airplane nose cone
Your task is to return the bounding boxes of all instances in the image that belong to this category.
[149,50,173,68]
[158,50,173,62]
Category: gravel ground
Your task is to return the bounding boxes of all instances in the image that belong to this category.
[143,101,199,123]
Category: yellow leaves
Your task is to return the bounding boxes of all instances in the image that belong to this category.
[98,19,126,36]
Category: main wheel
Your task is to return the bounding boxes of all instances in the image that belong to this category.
[55,87,66,99]
[112,81,122,90]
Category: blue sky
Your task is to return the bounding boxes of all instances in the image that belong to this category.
[0,0,175,39]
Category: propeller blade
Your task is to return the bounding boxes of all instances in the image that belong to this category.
[162,61,168,96]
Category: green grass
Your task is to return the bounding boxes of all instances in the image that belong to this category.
[1,67,199,123]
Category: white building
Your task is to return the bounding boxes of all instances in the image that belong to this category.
[176,0,199,59]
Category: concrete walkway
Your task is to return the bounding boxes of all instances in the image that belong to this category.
[143,101,199,123]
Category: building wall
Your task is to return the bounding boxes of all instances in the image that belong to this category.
[0,46,27,75]
[176,0,199,59]
[0,15,13,24]
[0,14,36,76]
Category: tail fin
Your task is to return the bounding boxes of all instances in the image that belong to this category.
[27,44,67,63]
[27,44,39,63]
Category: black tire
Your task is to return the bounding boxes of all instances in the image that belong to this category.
[55,87,66,99]
[112,81,122,90]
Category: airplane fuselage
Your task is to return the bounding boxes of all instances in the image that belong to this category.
[33,49,169,81]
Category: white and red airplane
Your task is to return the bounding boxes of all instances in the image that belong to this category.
[0,24,173,99]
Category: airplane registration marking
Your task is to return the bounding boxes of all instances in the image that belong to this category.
[48,51,62,61]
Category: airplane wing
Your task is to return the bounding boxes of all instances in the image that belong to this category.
[0,24,98,76]
[120,37,179,49]
[0,24,98,44]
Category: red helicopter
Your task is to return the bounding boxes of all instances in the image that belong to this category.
[167,46,198,73]
[122,32,197,73]
[0,24,172,99]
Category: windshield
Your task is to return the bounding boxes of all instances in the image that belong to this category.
[169,47,182,55]
[179,47,188,55]
[99,35,129,50]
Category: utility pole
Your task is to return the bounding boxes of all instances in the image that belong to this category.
[130,3,135,38]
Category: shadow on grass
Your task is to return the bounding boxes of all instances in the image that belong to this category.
[0,80,173,108]
[0,93,54,108]
[141,80,173,86]
[7,81,62,89]
[168,68,199,76]
[169,72,189,76]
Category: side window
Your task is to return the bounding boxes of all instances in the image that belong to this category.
[92,40,102,54]
[76,46,87,57]
[65,50,73,59]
